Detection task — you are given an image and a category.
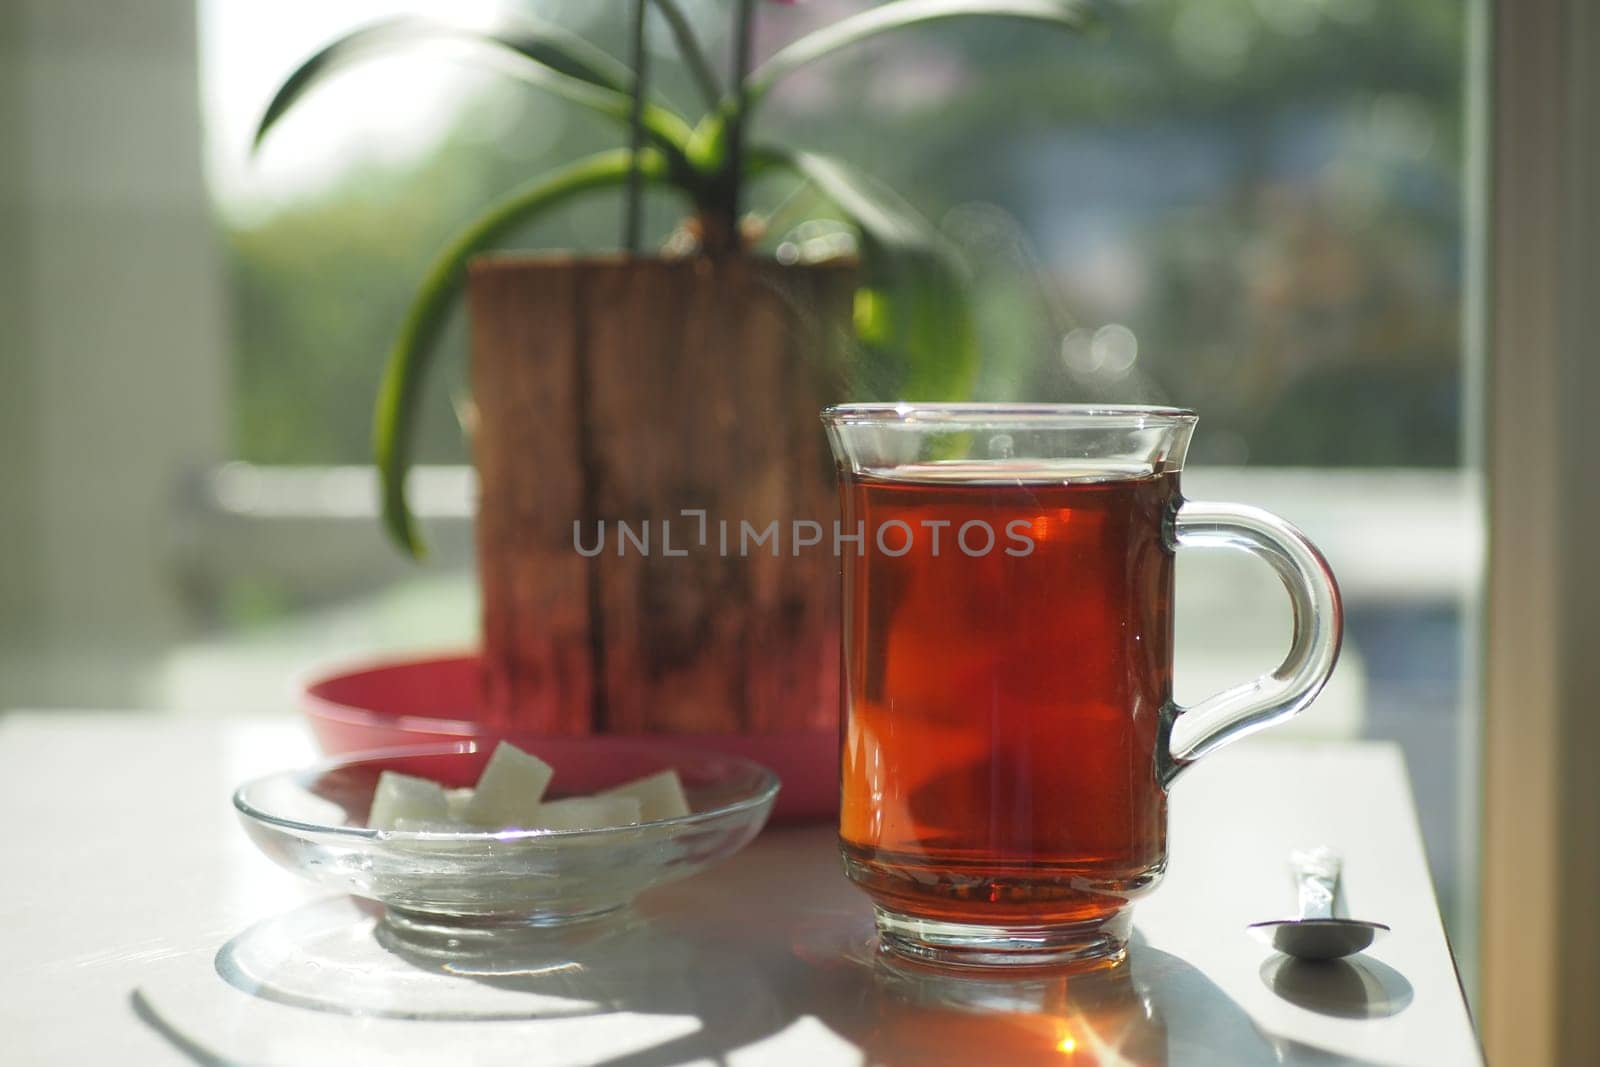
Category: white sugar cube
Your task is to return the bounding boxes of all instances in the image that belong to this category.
[390,815,481,852]
[600,770,691,822]
[444,787,474,820]
[462,742,554,828]
[368,771,448,829]
[530,795,642,832]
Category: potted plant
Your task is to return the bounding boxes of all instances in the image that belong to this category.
[261,1,1090,744]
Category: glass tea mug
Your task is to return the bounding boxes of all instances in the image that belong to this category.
[822,404,1341,969]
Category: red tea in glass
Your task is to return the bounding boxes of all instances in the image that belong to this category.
[840,470,1175,929]
[823,405,1342,969]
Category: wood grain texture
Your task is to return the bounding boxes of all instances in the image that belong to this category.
[469,255,856,735]
[468,261,593,733]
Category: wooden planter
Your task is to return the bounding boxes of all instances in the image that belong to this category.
[468,254,856,737]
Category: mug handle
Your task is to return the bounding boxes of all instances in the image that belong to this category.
[1159,500,1343,787]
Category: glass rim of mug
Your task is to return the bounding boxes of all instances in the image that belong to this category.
[820,402,1198,429]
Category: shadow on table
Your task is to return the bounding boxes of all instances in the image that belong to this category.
[500,925,1398,1067]
[207,895,762,1024]
[130,990,251,1067]
[161,894,1401,1066]
[1260,954,1414,1020]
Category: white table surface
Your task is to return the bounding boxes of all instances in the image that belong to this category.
[0,712,1481,1066]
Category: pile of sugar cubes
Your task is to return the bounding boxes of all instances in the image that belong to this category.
[368,741,691,832]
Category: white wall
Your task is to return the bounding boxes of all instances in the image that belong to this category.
[0,1,228,708]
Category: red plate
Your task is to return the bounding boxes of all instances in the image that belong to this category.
[299,651,838,823]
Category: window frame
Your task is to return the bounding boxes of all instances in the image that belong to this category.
[1479,0,1600,1062]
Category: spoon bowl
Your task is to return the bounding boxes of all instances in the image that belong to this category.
[1248,917,1390,961]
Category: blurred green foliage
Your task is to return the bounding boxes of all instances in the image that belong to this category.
[224,0,1465,468]
[227,92,648,464]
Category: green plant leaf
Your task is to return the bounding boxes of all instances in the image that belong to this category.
[690,0,1091,176]
[752,147,979,403]
[254,17,697,177]
[648,0,723,111]
[745,0,1092,115]
[376,148,678,557]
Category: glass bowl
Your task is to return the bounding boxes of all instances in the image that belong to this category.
[233,740,779,937]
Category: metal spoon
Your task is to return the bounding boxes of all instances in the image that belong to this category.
[1248,847,1389,961]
